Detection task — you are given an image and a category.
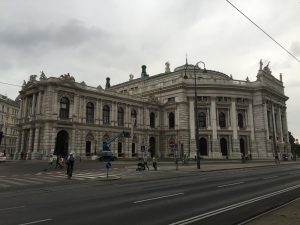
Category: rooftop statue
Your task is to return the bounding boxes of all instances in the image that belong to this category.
[40,71,47,80]
[165,61,170,73]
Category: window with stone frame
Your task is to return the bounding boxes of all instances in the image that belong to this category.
[169,112,175,129]
[198,112,206,128]
[59,97,69,119]
[150,112,155,128]
[131,109,137,127]
[117,107,124,126]
[219,112,226,128]
[238,113,244,129]
[86,102,94,123]
[103,105,110,124]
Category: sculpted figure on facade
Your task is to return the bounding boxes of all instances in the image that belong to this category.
[60,73,75,82]
[39,71,47,80]
[29,75,37,82]
[165,62,171,73]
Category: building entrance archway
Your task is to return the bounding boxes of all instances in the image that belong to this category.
[240,138,246,155]
[54,130,69,157]
[149,137,156,158]
[220,138,228,156]
[199,138,208,156]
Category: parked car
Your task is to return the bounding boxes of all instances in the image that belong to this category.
[0,152,6,162]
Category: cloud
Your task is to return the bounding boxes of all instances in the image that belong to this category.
[0,20,108,53]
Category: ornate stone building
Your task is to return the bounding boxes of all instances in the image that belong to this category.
[0,94,20,158]
[14,60,290,160]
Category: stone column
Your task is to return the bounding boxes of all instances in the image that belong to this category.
[24,97,28,118]
[230,100,239,157]
[82,97,86,123]
[210,97,219,157]
[112,102,117,126]
[14,131,22,160]
[95,99,100,125]
[53,91,58,118]
[248,101,257,158]
[99,100,103,125]
[263,102,269,139]
[26,129,33,160]
[31,127,41,159]
[36,92,41,115]
[72,94,78,121]
[125,105,129,127]
[278,108,284,142]
[31,94,36,116]
[145,107,150,129]
[271,103,277,140]
[72,128,76,154]
[189,99,195,139]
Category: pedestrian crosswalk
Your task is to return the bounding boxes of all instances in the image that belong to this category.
[0,170,115,189]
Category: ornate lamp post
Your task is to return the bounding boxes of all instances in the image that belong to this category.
[184,61,207,169]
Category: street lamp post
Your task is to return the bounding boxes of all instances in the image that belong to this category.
[184,61,207,169]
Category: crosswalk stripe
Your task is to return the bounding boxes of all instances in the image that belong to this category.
[1,179,29,186]
[26,177,58,183]
[10,178,43,184]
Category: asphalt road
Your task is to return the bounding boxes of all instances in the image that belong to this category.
[1,164,300,225]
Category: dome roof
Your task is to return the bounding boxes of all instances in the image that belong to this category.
[174,64,231,80]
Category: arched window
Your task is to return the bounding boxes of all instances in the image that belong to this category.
[150,112,155,128]
[238,113,244,128]
[86,102,94,123]
[59,97,69,119]
[169,112,175,129]
[219,112,226,128]
[103,105,110,124]
[131,109,137,127]
[117,107,124,126]
[198,112,206,128]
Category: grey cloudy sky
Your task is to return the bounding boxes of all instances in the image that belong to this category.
[0,0,299,138]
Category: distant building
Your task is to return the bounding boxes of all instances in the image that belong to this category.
[14,61,290,160]
[0,94,20,158]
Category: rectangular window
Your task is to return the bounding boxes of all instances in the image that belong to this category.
[168,97,175,102]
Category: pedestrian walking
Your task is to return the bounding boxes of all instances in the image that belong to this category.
[152,157,158,171]
[49,155,54,167]
[144,158,149,170]
[66,153,75,179]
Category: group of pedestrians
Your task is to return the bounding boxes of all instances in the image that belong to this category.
[136,157,158,171]
[48,153,75,179]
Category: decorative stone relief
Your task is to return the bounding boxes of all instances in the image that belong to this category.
[57,91,74,103]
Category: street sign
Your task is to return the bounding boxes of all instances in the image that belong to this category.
[106,162,112,169]
[141,145,145,152]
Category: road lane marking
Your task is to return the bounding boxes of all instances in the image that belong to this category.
[18,218,52,225]
[218,182,244,188]
[169,184,300,225]
[263,176,278,180]
[0,183,10,188]
[0,206,25,211]
[133,192,184,204]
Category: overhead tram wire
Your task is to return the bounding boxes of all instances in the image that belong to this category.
[226,0,300,63]
[0,81,22,87]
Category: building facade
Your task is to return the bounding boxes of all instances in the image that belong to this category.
[14,60,290,160]
[0,94,20,158]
